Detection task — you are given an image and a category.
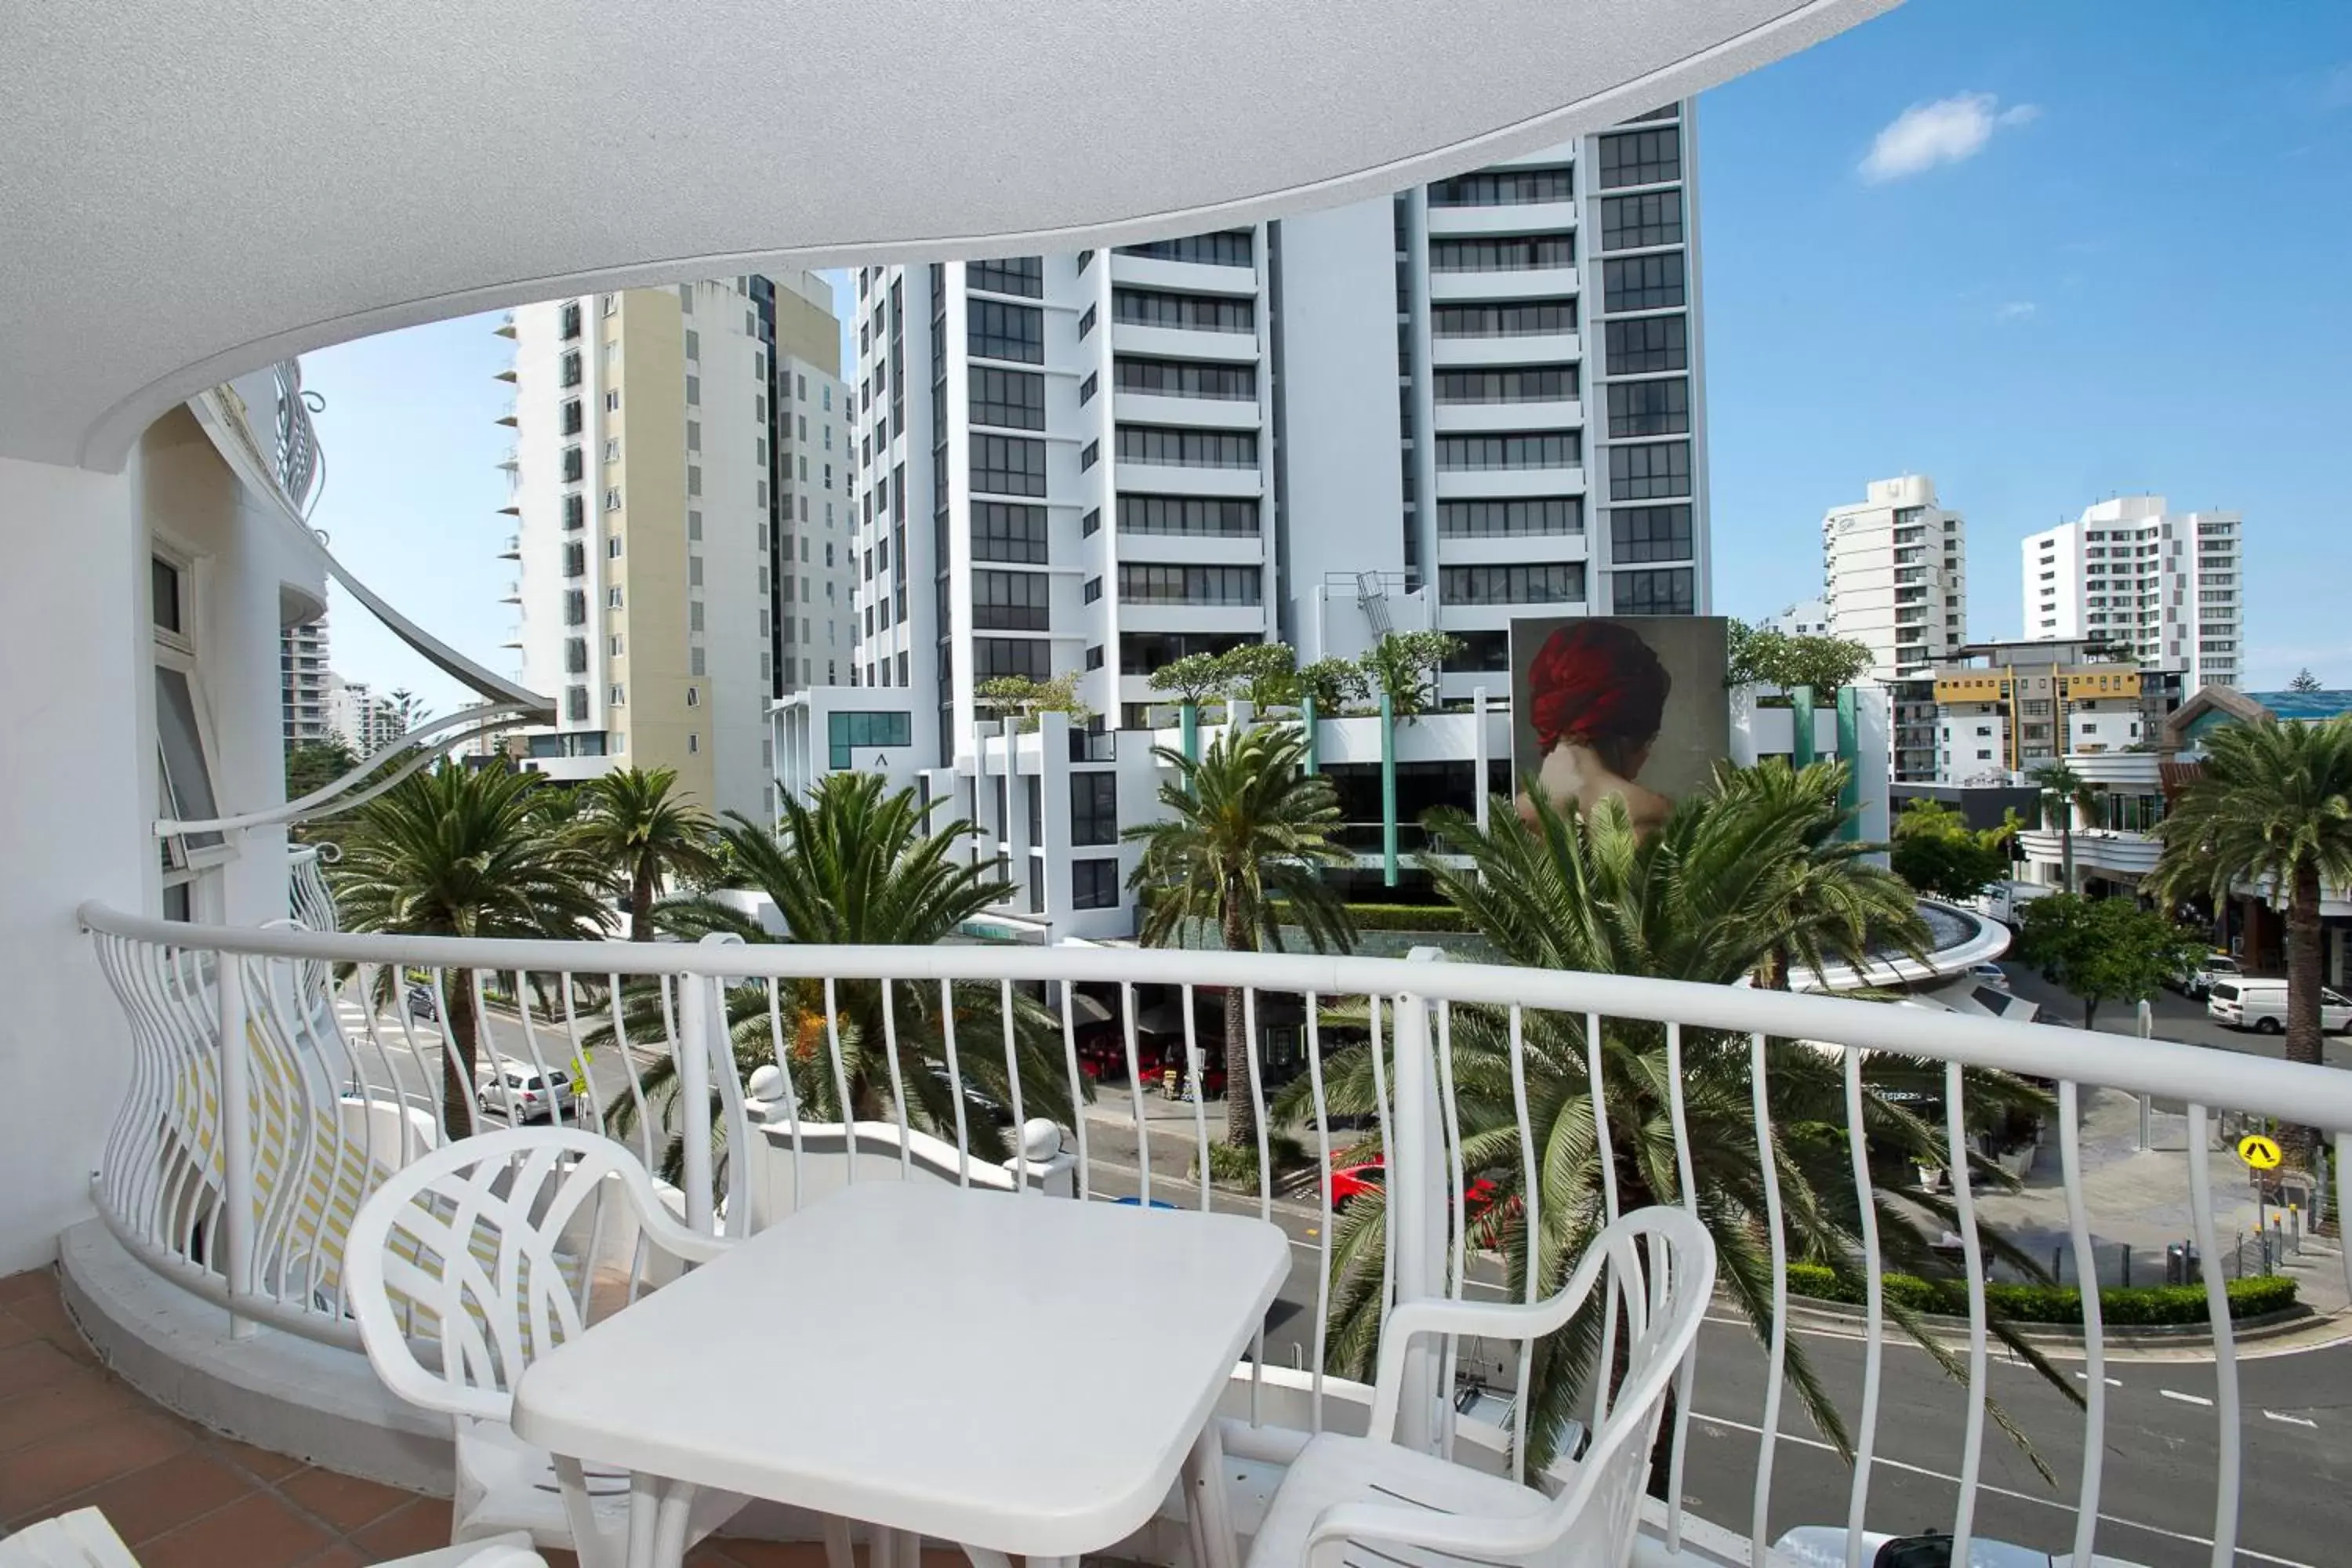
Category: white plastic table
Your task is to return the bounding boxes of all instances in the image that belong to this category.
[511,1180,1290,1568]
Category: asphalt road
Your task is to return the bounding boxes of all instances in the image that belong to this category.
[1994,961,2352,1070]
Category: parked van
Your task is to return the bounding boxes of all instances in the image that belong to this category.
[2206,978,2352,1035]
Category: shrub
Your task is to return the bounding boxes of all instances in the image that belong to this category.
[1200,1131,1309,1187]
[1784,1261,2298,1326]
[1268,901,1472,933]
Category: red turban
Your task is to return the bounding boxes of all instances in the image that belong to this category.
[1527,622,1672,753]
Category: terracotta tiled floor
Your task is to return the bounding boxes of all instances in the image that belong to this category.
[0,1269,964,1567]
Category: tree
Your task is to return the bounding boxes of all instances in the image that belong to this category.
[334,765,615,1131]
[1725,620,1876,695]
[1357,630,1463,720]
[2147,714,2352,1159]
[572,767,724,944]
[1296,656,1369,717]
[285,739,359,801]
[1890,799,2018,904]
[1716,759,1930,990]
[976,672,1094,732]
[1148,652,1229,712]
[2288,668,2324,694]
[383,687,430,739]
[1280,768,2067,1475]
[1127,725,1356,1145]
[2029,761,2099,895]
[1218,643,1299,710]
[2013,894,2206,1030]
[597,773,1078,1174]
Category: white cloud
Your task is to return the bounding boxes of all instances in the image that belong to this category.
[1860,93,2039,183]
[1994,301,2037,321]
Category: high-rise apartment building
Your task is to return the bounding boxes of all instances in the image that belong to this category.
[786,106,1704,936]
[281,616,330,746]
[504,273,846,818]
[1820,475,1966,782]
[2021,496,2241,690]
[325,674,408,757]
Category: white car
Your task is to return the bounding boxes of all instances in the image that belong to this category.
[1773,1526,2148,1566]
[1965,963,2010,989]
[475,1058,583,1122]
[2206,978,2352,1036]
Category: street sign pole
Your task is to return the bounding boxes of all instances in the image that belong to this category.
[2136,1000,2154,1150]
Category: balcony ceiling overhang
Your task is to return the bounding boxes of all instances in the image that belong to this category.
[0,0,1889,472]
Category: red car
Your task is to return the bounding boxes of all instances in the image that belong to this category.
[1327,1156,1499,1217]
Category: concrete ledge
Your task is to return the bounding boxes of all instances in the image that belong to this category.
[56,1218,454,1493]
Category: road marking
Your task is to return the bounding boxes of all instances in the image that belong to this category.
[2072,1370,2124,1387]
[1687,1409,2318,1568]
[2161,1388,2215,1407]
[2263,1410,2318,1428]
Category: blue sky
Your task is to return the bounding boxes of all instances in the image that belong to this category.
[306,0,2352,714]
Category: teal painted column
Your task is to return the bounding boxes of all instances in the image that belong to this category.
[1380,690,1399,887]
[1835,685,1861,841]
[1789,684,1817,768]
[1179,699,1200,791]
[1300,696,1319,774]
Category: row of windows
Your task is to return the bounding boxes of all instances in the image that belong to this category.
[1432,365,1578,405]
[967,257,1044,298]
[1605,377,1688,437]
[827,710,913,769]
[974,637,1051,679]
[1114,357,1258,401]
[1116,426,1259,469]
[970,433,1047,496]
[1431,299,1577,338]
[1117,494,1261,536]
[1435,431,1580,470]
[1612,503,1693,562]
[1598,128,1681,189]
[1602,253,1685,314]
[968,365,1044,430]
[1608,441,1691,500]
[1441,562,1587,604]
[1599,191,1682,252]
[1117,230,1254,267]
[1428,165,1573,207]
[1112,289,1255,333]
[972,502,1048,564]
[973,568,1051,630]
[1436,496,1584,538]
[1428,234,1573,272]
[1603,315,1687,373]
[1117,564,1263,605]
[1614,567,1694,615]
[1071,772,1120,847]
[968,299,1044,364]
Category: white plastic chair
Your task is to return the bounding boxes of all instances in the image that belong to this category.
[344,1127,750,1568]
[0,1508,543,1568]
[1240,1205,1715,1568]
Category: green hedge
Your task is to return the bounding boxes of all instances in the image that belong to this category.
[1265,901,1472,933]
[1784,1261,2298,1326]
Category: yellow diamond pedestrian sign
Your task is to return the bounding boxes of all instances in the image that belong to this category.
[2238,1134,2281,1171]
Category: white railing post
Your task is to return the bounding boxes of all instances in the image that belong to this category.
[215,952,257,1340]
[677,949,717,1236]
[1389,948,1450,1454]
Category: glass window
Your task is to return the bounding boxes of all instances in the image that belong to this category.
[1112,358,1258,401]
[1427,165,1573,206]
[1605,378,1689,437]
[1116,564,1263,605]
[150,557,183,637]
[560,351,582,388]
[1430,300,1577,338]
[1110,289,1255,333]
[1432,366,1577,405]
[1610,503,1694,562]
[1116,230,1254,266]
[1436,497,1583,538]
[969,433,1047,496]
[1612,567,1695,615]
[1439,563,1586,605]
[1607,441,1690,500]
[1434,432,1580,470]
[1428,234,1574,271]
[968,365,1045,430]
[967,299,1044,364]
[1072,858,1120,909]
[973,569,1051,630]
[967,257,1044,298]
[827,710,914,768]
[972,502,1048,564]
[1071,773,1120,846]
[1602,315,1688,373]
[974,638,1051,679]
[1116,495,1260,536]
[1602,253,1686,313]
[1598,128,1681,189]
[1599,191,1683,251]
[1114,426,1259,469]
[154,667,223,850]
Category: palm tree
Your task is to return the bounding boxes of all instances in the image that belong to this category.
[2147,714,2352,1161]
[1713,760,1929,989]
[1279,768,2066,1475]
[334,764,615,1131]
[595,773,1078,1174]
[1128,724,1356,1146]
[2030,760,2098,895]
[572,767,724,942]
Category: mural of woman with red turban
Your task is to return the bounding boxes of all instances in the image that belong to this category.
[1517,620,1675,832]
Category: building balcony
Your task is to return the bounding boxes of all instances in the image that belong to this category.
[1107,250,1261,297]
[1110,460,1262,499]
[1431,397,1583,434]
[498,534,521,560]
[33,896,2345,1568]
[1424,198,1577,236]
[1432,464,1587,499]
[1428,331,1580,368]
[1426,265,1581,303]
[1109,321,1260,365]
[2017,825,2162,876]
[1112,390,1261,430]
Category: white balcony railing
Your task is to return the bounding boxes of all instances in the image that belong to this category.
[73,902,2352,1568]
